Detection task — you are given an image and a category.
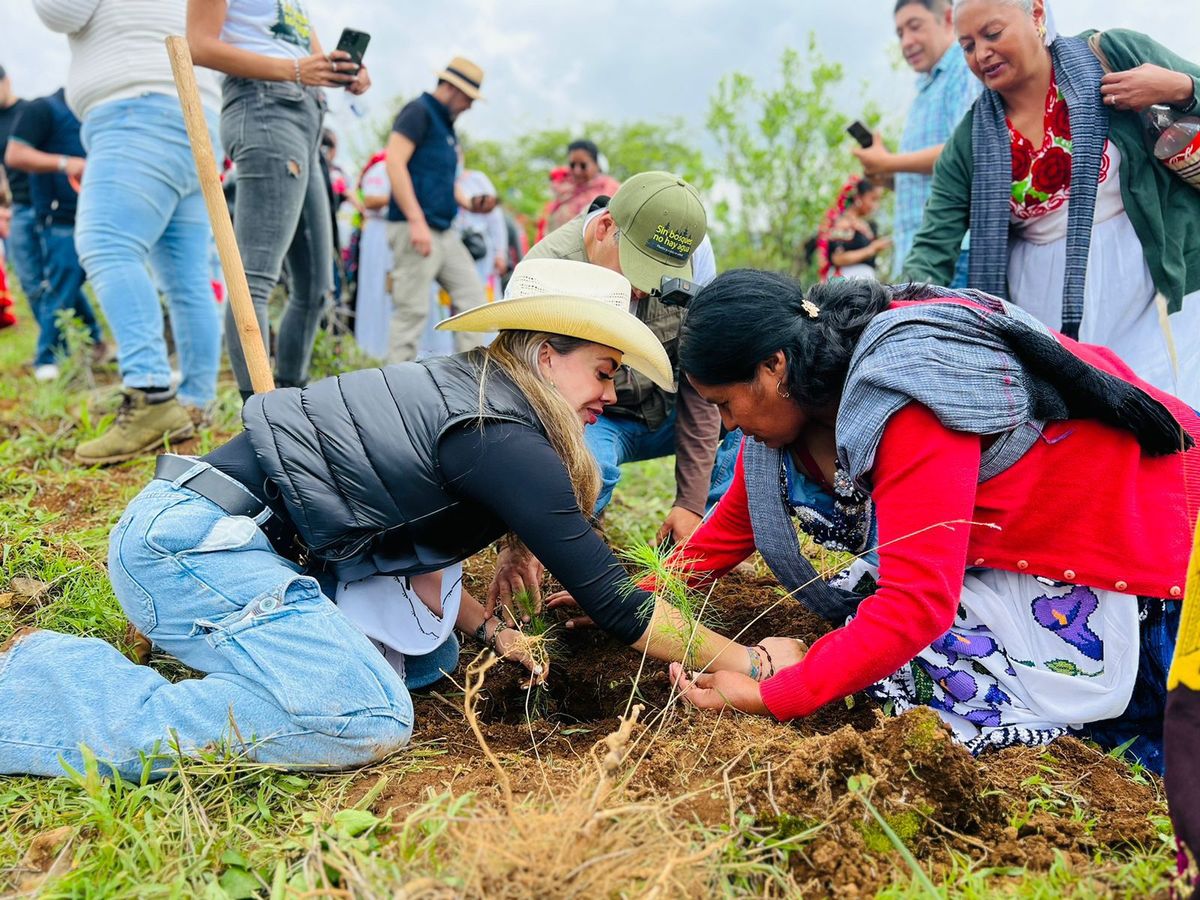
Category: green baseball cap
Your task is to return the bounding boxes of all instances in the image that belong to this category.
[608,171,707,294]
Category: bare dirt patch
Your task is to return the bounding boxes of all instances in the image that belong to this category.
[358,566,1167,895]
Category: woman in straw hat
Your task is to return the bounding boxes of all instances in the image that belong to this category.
[0,259,798,780]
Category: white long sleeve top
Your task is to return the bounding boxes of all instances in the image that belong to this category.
[32,0,221,119]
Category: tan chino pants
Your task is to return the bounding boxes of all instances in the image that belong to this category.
[386,221,487,363]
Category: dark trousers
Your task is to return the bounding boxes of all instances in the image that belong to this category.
[35,222,101,366]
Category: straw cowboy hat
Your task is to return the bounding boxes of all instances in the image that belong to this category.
[437,259,675,391]
[435,57,485,101]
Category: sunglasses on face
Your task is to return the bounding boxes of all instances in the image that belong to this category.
[569,160,592,170]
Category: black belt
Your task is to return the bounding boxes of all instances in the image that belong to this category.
[153,454,308,564]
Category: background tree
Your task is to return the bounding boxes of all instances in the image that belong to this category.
[707,35,885,280]
[465,120,713,226]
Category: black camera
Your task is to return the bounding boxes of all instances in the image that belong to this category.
[654,276,697,308]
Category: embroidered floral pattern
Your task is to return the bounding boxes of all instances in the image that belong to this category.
[1009,71,1110,220]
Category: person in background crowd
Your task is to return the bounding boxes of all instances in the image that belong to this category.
[4,87,102,382]
[904,0,1200,406]
[502,210,529,293]
[33,0,225,465]
[534,166,572,243]
[384,57,488,364]
[352,149,391,359]
[852,0,981,284]
[669,270,1198,774]
[319,127,357,308]
[0,165,15,329]
[456,166,508,296]
[500,172,722,614]
[0,64,37,331]
[818,177,891,281]
[543,140,622,236]
[187,0,371,399]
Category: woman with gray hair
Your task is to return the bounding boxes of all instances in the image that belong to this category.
[904,0,1200,406]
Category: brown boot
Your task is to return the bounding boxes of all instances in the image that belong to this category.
[75,389,194,466]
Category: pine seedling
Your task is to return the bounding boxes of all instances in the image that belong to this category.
[622,541,718,672]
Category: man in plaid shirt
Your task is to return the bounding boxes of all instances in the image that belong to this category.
[853,0,980,284]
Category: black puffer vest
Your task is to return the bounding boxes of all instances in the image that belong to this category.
[242,351,542,581]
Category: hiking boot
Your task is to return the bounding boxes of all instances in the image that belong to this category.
[75,389,194,466]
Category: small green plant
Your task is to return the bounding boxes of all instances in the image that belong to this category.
[623,541,719,671]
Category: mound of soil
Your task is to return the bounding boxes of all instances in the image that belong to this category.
[360,564,1168,895]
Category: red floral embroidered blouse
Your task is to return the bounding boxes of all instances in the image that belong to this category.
[1009,68,1110,220]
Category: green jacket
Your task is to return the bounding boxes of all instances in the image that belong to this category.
[903,29,1200,314]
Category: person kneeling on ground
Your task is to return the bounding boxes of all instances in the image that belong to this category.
[491,172,727,613]
[0,259,803,781]
[658,271,1197,771]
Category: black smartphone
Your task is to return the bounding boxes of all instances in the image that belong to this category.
[335,28,370,71]
[846,120,874,148]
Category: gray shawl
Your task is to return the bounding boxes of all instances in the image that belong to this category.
[837,287,1191,489]
[969,36,1109,340]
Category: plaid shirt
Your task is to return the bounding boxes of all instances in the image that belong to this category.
[893,46,981,273]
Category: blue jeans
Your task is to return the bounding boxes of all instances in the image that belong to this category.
[708,429,743,509]
[587,410,735,514]
[586,410,680,515]
[221,78,332,392]
[76,94,224,406]
[0,466,413,780]
[36,223,101,366]
[6,204,45,309]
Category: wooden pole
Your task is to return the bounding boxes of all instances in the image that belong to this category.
[165,34,274,394]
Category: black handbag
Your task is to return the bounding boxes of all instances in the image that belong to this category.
[461,228,488,261]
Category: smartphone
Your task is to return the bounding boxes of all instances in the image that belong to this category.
[335,28,371,71]
[846,120,874,148]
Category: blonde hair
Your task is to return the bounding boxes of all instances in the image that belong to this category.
[478,331,601,517]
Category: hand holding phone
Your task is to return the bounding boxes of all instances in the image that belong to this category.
[846,120,874,148]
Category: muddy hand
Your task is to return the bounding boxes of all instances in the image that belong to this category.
[486,545,543,622]
[545,590,594,630]
[493,626,548,687]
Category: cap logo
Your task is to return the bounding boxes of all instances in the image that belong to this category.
[645,222,693,262]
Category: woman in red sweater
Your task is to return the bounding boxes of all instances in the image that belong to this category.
[666,270,1199,772]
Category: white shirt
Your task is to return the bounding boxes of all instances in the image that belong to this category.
[33,0,221,118]
[220,0,313,60]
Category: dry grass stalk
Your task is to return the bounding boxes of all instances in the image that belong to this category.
[396,654,729,896]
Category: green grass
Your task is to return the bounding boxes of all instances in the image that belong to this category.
[0,280,1184,897]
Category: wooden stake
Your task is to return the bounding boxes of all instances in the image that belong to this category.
[165,34,274,394]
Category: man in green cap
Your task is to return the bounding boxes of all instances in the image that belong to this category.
[484,171,722,611]
[484,171,720,611]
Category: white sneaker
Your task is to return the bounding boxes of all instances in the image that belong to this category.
[33,364,60,382]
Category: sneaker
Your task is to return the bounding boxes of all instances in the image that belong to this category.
[33,363,60,382]
[75,389,195,466]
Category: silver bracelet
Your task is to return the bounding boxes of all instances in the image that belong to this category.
[293,58,302,86]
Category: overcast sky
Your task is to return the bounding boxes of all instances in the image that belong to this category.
[3,0,1197,167]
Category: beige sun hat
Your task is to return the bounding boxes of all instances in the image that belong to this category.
[435,56,485,101]
[437,258,675,391]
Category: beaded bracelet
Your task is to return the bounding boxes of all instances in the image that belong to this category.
[293,58,302,86]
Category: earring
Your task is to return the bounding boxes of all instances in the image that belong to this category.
[1037,20,1046,39]
[776,380,791,400]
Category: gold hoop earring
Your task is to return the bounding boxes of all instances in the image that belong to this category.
[776,380,791,400]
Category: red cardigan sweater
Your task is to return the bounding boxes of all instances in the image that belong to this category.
[670,341,1200,722]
